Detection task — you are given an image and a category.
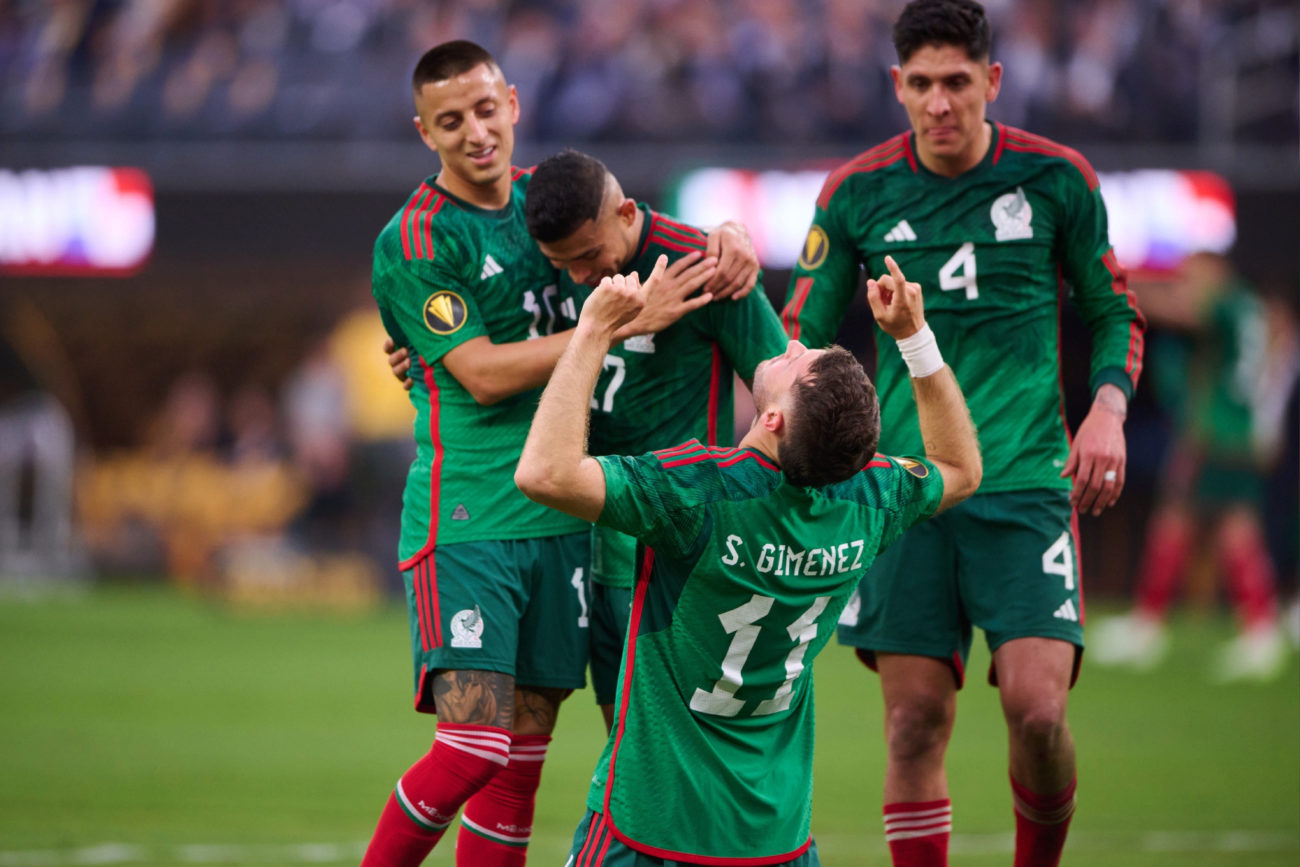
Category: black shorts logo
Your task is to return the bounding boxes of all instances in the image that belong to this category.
[424,291,467,335]
[798,225,829,271]
[897,458,929,478]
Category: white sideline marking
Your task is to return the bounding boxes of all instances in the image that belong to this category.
[1,831,1297,864]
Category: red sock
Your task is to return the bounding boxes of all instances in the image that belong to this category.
[883,799,951,866]
[1135,516,1193,617]
[360,723,512,867]
[455,734,550,866]
[1011,775,1076,867]
[1221,538,1279,629]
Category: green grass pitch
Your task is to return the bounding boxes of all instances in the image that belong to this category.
[0,584,1296,865]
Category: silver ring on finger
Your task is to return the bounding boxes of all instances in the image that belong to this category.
[1103,469,1118,482]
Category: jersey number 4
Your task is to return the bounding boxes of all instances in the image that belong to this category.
[690,593,831,718]
[938,242,979,300]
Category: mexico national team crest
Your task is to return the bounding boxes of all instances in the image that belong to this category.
[423,290,467,335]
[991,186,1034,241]
[798,225,829,270]
[450,606,484,648]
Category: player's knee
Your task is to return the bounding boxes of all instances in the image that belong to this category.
[885,697,954,762]
[1005,698,1069,751]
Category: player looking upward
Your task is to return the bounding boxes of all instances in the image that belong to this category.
[523,148,789,731]
[782,2,1145,865]
[516,255,981,866]
[361,40,757,867]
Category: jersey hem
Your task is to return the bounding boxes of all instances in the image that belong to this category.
[397,524,590,568]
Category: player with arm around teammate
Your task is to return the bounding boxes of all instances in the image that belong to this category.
[361,40,757,867]
[523,148,789,732]
[515,254,981,866]
[782,3,1145,864]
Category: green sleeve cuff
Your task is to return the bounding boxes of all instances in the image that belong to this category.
[1091,367,1134,401]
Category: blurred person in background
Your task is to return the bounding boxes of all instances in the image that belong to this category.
[360,40,758,867]
[781,2,1145,864]
[0,299,84,582]
[1092,251,1290,681]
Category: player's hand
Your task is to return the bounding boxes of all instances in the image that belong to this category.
[615,254,714,338]
[384,337,414,392]
[1062,384,1128,515]
[703,220,759,301]
[582,256,659,337]
[866,255,926,340]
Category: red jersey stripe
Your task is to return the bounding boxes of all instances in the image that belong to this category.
[653,216,707,243]
[1102,248,1145,383]
[1001,127,1100,191]
[782,277,814,339]
[707,343,721,446]
[649,233,707,256]
[817,136,909,208]
[661,453,715,469]
[655,439,706,458]
[418,195,446,261]
[398,358,444,570]
[399,186,430,260]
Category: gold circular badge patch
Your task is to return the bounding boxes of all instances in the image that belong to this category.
[798,225,829,270]
[897,457,930,478]
[423,290,467,335]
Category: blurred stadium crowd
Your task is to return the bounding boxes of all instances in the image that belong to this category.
[2,0,1295,146]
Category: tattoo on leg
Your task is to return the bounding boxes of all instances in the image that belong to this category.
[513,686,567,734]
[432,670,514,728]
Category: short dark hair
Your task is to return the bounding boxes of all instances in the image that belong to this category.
[893,0,991,64]
[780,347,881,488]
[524,149,610,244]
[412,40,500,92]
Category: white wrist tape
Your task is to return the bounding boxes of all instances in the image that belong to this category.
[895,324,945,378]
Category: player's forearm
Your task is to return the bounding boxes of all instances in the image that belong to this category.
[515,321,612,513]
[445,331,574,405]
[911,366,982,509]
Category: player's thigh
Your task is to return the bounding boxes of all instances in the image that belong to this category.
[515,531,591,690]
[958,490,1084,663]
[401,541,526,712]
[838,513,973,682]
[567,811,821,866]
[590,581,634,708]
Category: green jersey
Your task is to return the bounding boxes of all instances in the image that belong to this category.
[784,123,1145,493]
[569,206,789,589]
[1173,284,1266,455]
[372,169,586,567]
[588,442,944,863]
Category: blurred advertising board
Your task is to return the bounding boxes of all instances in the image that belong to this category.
[0,167,154,276]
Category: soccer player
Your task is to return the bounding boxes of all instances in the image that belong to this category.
[1091,251,1285,681]
[516,254,982,866]
[781,2,1145,864]
[362,41,758,867]
[522,148,789,731]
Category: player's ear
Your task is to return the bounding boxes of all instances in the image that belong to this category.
[890,65,904,101]
[759,405,785,435]
[617,198,638,225]
[413,116,437,154]
[507,84,520,125]
[985,61,1003,102]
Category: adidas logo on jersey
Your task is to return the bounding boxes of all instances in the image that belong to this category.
[480,255,504,280]
[883,220,917,242]
[1053,600,1079,622]
[451,504,470,521]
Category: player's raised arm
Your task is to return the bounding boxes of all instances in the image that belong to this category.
[868,255,982,512]
[516,257,666,521]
